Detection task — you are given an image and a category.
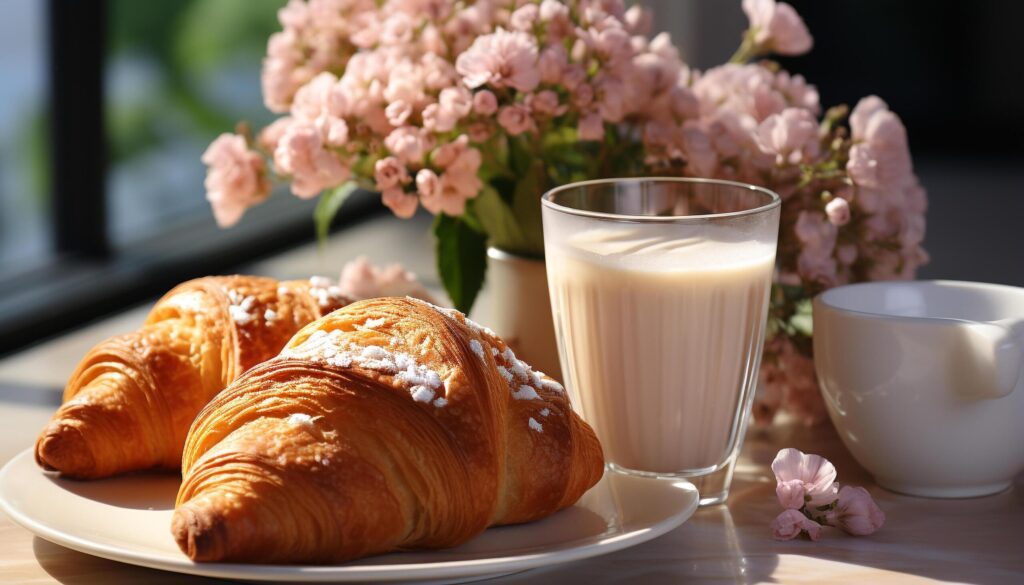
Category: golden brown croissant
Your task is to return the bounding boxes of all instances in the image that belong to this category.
[172,297,604,563]
[34,275,352,479]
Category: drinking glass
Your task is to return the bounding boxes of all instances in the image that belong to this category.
[541,178,780,505]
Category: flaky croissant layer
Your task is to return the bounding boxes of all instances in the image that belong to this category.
[35,275,352,479]
[173,297,604,563]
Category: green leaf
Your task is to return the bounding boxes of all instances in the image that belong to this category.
[470,185,528,252]
[789,298,814,337]
[314,182,358,245]
[510,159,548,257]
[434,213,488,314]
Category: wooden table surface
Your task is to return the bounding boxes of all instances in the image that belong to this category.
[2,216,1022,584]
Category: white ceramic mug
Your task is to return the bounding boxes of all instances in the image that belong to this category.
[814,280,1024,498]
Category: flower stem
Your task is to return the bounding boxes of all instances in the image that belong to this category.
[729,32,760,64]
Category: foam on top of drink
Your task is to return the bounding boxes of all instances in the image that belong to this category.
[557,227,775,272]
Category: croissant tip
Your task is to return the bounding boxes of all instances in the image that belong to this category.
[172,506,224,562]
[34,423,96,478]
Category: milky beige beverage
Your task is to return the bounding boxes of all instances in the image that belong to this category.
[547,227,775,474]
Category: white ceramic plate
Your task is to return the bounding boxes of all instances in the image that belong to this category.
[0,449,697,583]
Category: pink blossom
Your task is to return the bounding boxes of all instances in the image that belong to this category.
[385,100,413,126]
[771,448,839,508]
[670,86,700,120]
[428,136,483,207]
[456,28,540,92]
[316,115,349,147]
[384,126,432,165]
[348,11,381,48]
[420,24,446,55]
[742,0,813,56]
[472,90,499,115]
[262,53,299,113]
[539,0,570,24]
[422,53,459,90]
[794,210,837,253]
[338,256,434,302]
[825,197,851,226]
[780,341,831,424]
[595,76,627,122]
[258,116,294,152]
[374,156,409,191]
[431,135,470,168]
[771,509,822,541]
[631,36,684,97]
[849,95,889,139]
[290,72,338,121]
[380,12,415,46]
[497,104,535,135]
[202,133,271,227]
[423,103,459,133]
[274,124,349,199]
[828,486,885,536]
[415,168,440,199]
[775,71,820,114]
[383,67,426,107]
[579,25,633,71]
[276,0,308,32]
[624,5,653,34]
[439,86,474,119]
[561,64,587,91]
[529,90,565,116]
[422,145,482,216]
[847,96,913,190]
[756,108,820,165]
[679,123,718,177]
[381,186,418,218]
[467,121,494,142]
[509,4,539,31]
[538,44,568,84]
[573,83,595,109]
[539,0,572,38]
[577,112,604,141]
[836,243,858,266]
[421,143,483,216]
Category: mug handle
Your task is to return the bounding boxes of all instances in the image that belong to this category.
[956,321,1023,400]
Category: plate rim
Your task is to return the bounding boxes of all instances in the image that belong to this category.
[0,448,698,582]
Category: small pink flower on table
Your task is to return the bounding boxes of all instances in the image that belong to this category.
[828,486,886,536]
[769,448,884,541]
[772,447,838,509]
[338,256,434,303]
[771,509,822,541]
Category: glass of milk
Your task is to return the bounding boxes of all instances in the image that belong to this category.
[541,178,780,505]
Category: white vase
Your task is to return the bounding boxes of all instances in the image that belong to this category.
[476,247,562,380]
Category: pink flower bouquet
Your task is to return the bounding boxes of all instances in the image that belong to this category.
[202,0,927,425]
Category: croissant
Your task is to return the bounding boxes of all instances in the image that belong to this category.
[34,275,352,479]
[172,297,604,563]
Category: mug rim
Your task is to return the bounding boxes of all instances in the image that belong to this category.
[540,176,781,223]
[815,280,1024,324]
